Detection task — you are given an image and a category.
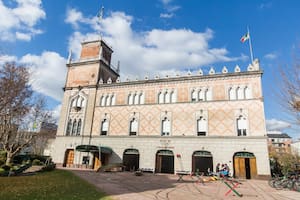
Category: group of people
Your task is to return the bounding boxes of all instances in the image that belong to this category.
[215,163,230,177]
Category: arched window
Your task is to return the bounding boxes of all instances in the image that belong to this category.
[197,117,207,136]
[229,87,235,100]
[71,99,76,107]
[244,87,251,99]
[237,115,247,136]
[237,87,244,100]
[206,89,212,101]
[128,93,133,105]
[106,96,110,106]
[199,89,205,101]
[71,119,77,136]
[76,119,81,136]
[111,95,116,106]
[100,96,105,106]
[66,119,72,136]
[191,90,197,102]
[161,117,171,136]
[158,92,164,104]
[129,118,138,136]
[134,93,139,105]
[171,91,176,103]
[139,93,144,104]
[165,91,170,103]
[101,119,109,135]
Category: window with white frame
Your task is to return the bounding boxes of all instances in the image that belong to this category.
[191,90,197,102]
[237,115,247,136]
[129,118,138,136]
[66,119,72,136]
[161,117,171,136]
[197,117,207,136]
[158,90,176,104]
[71,119,77,136]
[128,92,144,105]
[190,88,211,102]
[229,86,252,100]
[100,94,116,106]
[76,119,82,136]
[101,119,109,135]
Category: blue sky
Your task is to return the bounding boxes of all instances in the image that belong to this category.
[0,0,299,138]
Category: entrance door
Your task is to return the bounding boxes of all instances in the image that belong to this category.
[233,152,257,179]
[63,149,74,167]
[192,151,213,175]
[123,149,140,171]
[93,152,101,170]
[155,150,174,174]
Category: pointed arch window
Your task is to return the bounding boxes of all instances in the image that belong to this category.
[76,119,82,136]
[237,115,247,136]
[158,92,164,104]
[129,118,138,136]
[229,87,235,100]
[66,119,72,136]
[105,96,110,106]
[101,119,109,135]
[197,117,207,136]
[111,95,116,106]
[191,90,197,102]
[140,93,144,104]
[134,93,139,105]
[71,119,77,136]
[128,93,133,105]
[165,91,170,103]
[100,96,105,106]
[171,91,176,103]
[244,86,251,99]
[199,89,205,101]
[237,87,244,100]
[161,117,171,136]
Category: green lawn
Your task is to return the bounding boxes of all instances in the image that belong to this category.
[0,169,112,200]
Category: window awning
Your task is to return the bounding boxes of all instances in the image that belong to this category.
[157,150,173,156]
[124,149,139,155]
[75,145,112,154]
[193,151,212,157]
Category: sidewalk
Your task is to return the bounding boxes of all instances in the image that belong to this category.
[70,170,300,200]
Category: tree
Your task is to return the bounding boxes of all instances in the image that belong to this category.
[0,62,52,165]
[277,56,300,125]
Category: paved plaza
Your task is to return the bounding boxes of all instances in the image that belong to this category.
[71,170,300,200]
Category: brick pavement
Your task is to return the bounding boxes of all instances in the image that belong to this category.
[70,170,300,200]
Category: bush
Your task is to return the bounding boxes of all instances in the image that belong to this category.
[32,159,43,166]
[1,165,11,171]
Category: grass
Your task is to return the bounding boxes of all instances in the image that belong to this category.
[0,169,112,200]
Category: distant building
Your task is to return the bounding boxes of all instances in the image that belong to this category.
[291,140,300,156]
[50,37,271,179]
[267,131,292,154]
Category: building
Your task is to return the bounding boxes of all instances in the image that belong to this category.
[291,140,300,156]
[50,38,271,179]
[267,131,292,154]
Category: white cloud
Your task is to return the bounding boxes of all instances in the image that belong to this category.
[16,31,31,41]
[266,119,291,131]
[160,13,174,19]
[20,51,67,101]
[0,0,45,41]
[264,53,277,60]
[159,0,180,18]
[0,54,17,65]
[51,104,61,122]
[66,11,245,77]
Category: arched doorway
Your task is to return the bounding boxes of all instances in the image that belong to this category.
[155,150,174,174]
[63,149,74,167]
[123,149,140,171]
[233,152,257,179]
[192,151,213,175]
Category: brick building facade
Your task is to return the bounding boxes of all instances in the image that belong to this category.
[50,38,271,179]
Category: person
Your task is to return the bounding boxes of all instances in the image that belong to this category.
[216,163,220,173]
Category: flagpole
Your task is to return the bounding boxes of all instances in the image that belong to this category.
[247,26,254,63]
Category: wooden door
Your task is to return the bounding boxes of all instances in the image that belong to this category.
[93,153,101,170]
[65,149,74,167]
[250,157,257,179]
[234,157,246,178]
